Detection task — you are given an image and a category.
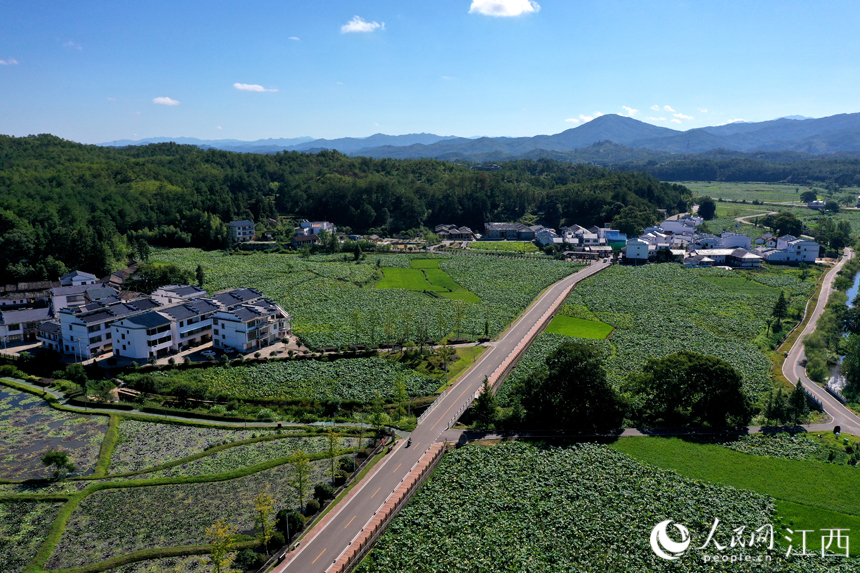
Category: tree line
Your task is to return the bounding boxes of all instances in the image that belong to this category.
[0,134,690,282]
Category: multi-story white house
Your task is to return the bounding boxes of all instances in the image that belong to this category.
[0,308,51,346]
[212,299,291,353]
[57,298,162,360]
[298,220,336,235]
[624,238,649,263]
[50,285,118,313]
[228,220,255,243]
[112,311,175,360]
[773,235,820,263]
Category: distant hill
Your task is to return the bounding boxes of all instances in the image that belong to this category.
[97,111,860,159]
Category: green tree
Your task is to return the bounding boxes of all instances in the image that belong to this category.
[697,197,716,220]
[840,334,860,400]
[800,190,818,203]
[253,484,276,555]
[472,377,498,430]
[205,518,237,573]
[788,381,811,424]
[41,449,75,479]
[369,393,385,434]
[324,427,342,480]
[64,363,88,391]
[772,291,788,322]
[628,351,752,427]
[135,239,150,263]
[195,264,205,287]
[843,308,860,335]
[288,451,312,513]
[514,340,626,429]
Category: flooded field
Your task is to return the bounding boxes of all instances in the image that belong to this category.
[0,386,108,479]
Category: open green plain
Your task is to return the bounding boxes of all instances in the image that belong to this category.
[544,315,614,339]
[374,259,481,303]
[681,181,810,203]
[467,240,540,253]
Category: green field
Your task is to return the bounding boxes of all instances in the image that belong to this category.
[610,436,860,557]
[610,437,859,516]
[681,181,809,203]
[700,276,781,296]
[357,442,812,572]
[151,250,578,349]
[468,241,540,253]
[545,315,614,339]
[375,259,481,303]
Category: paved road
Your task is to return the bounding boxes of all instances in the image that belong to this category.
[275,261,611,573]
[783,247,860,435]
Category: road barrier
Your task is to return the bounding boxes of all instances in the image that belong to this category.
[326,443,448,573]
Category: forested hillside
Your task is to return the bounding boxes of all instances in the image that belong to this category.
[0,134,689,283]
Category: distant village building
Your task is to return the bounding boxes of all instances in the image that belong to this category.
[483,223,535,241]
[298,220,335,235]
[808,200,826,210]
[228,220,255,243]
[623,239,649,264]
[60,270,99,287]
[435,224,475,241]
[151,284,207,305]
[0,307,51,346]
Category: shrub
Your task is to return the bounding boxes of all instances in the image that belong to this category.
[305,499,320,515]
[268,531,286,550]
[235,548,264,570]
[276,509,306,536]
[314,483,335,501]
[334,470,348,486]
[256,408,276,421]
[209,404,227,415]
[339,456,357,473]
[356,448,370,459]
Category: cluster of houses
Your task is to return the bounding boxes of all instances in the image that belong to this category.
[0,269,291,362]
[621,215,820,267]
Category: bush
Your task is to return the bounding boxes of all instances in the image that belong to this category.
[338,456,357,473]
[314,483,335,501]
[268,531,286,550]
[209,404,227,415]
[334,470,348,486]
[356,448,370,459]
[234,548,265,570]
[276,509,306,536]
[256,408,276,421]
[305,499,320,515]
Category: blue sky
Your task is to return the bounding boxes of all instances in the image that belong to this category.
[1,0,859,143]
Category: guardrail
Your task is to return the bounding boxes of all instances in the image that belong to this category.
[327,443,448,573]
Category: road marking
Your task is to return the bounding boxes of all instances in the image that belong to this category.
[344,515,356,529]
[370,487,381,499]
[414,442,420,449]
[429,386,472,430]
[392,463,402,473]
[311,548,326,564]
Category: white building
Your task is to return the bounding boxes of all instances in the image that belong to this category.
[719,232,752,250]
[624,238,649,263]
[228,220,255,243]
[112,311,175,360]
[50,285,118,314]
[152,284,208,305]
[212,299,291,353]
[775,235,820,263]
[0,307,51,346]
[60,270,98,287]
[58,298,162,360]
[535,228,564,248]
[299,220,336,235]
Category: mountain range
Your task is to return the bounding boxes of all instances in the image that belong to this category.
[98,112,860,160]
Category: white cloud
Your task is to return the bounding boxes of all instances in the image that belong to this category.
[288,37,300,41]
[234,83,278,92]
[132,111,141,115]
[107,97,116,101]
[153,97,180,106]
[646,117,667,121]
[719,118,746,125]
[670,118,682,124]
[565,112,603,124]
[63,41,83,51]
[622,106,640,117]
[650,105,660,111]
[216,126,222,130]
[698,108,708,113]
[442,75,454,80]
[673,112,694,120]
[663,105,675,112]
[0,58,19,65]
[341,16,384,33]
[469,0,540,17]
[336,81,344,85]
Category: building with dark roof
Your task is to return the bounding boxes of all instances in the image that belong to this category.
[483,222,535,241]
[228,220,255,243]
[60,270,99,287]
[1,307,52,345]
[435,224,475,241]
[212,298,291,353]
[152,284,207,305]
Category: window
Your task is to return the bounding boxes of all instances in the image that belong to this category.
[121,333,126,340]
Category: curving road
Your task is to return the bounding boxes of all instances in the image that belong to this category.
[783,247,860,435]
[275,261,611,573]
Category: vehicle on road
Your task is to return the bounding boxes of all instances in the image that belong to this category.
[201,350,216,358]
